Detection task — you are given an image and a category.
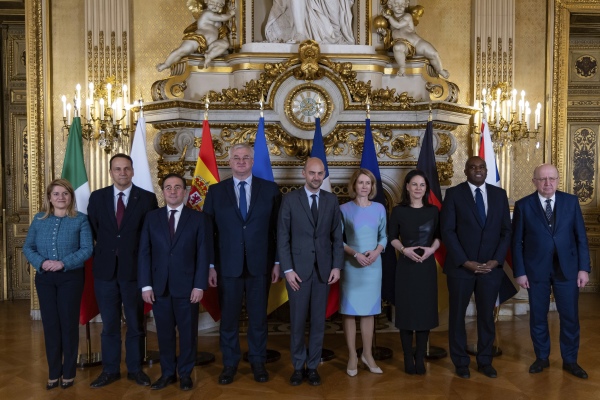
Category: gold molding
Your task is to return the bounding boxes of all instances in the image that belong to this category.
[25,0,47,314]
[551,0,600,186]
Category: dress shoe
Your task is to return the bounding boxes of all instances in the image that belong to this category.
[415,356,426,375]
[150,375,177,390]
[218,366,237,385]
[289,369,305,386]
[46,379,59,390]
[404,355,416,375]
[361,354,383,374]
[61,379,74,389]
[347,355,358,377]
[306,369,321,386]
[251,363,269,383]
[127,371,151,386]
[455,366,470,379]
[179,376,193,391]
[563,363,588,379]
[90,372,121,388]
[478,364,498,378]
[529,358,550,373]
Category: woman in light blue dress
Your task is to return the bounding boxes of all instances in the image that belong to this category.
[339,168,387,377]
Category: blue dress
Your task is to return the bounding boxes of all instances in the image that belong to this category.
[339,201,387,316]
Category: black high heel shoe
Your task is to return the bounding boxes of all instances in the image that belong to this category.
[46,379,59,390]
[61,378,74,389]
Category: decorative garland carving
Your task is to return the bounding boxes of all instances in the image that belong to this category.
[159,131,179,155]
[435,132,452,155]
[573,127,595,204]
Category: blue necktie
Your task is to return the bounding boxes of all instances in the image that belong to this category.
[475,187,486,225]
[239,181,248,220]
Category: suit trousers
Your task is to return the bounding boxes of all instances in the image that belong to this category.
[153,294,199,378]
[447,269,503,368]
[287,268,329,370]
[218,268,268,366]
[94,261,144,374]
[35,268,84,380]
[528,276,580,363]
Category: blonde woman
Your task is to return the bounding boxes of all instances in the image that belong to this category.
[339,169,387,376]
[23,179,93,389]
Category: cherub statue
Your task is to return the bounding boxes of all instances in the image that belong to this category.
[378,0,449,78]
[156,0,235,71]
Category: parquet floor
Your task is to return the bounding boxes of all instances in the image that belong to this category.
[0,294,599,399]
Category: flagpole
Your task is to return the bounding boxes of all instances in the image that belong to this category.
[193,92,217,366]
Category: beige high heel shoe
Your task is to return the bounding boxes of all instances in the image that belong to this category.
[347,356,358,377]
[361,354,383,374]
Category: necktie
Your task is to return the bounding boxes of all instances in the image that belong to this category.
[310,194,318,223]
[239,181,248,221]
[116,192,125,228]
[545,199,553,222]
[169,209,177,239]
[475,188,486,225]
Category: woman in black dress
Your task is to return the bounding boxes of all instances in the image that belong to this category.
[389,169,440,375]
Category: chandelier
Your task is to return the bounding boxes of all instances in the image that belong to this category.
[474,82,542,153]
[61,77,139,153]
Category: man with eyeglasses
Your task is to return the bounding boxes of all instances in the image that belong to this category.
[440,156,512,379]
[203,143,282,384]
[138,173,212,391]
[512,164,590,379]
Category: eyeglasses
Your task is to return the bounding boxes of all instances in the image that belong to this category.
[232,156,252,162]
[534,177,558,182]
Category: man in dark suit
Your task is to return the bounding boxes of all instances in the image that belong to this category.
[277,157,344,386]
[441,156,511,379]
[512,163,590,379]
[203,143,281,385]
[87,154,158,388]
[138,173,212,391]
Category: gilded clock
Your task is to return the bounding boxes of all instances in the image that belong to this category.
[284,83,333,130]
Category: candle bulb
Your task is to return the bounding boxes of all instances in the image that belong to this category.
[76,84,81,108]
[491,100,496,123]
[86,98,91,120]
[482,88,487,98]
[122,84,128,107]
[99,98,105,119]
[88,82,94,100]
[66,103,71,123]
[511,89,517,111]
[61,95,67,118]
[496,88,501,104]
[106,83,112,108]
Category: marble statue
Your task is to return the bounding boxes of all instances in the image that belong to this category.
[381,0,449,78]
[156,0,235,71]
[265,0,355,44]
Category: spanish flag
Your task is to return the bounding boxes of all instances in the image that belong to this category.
[187,119,221,321]
[188,119,220,211]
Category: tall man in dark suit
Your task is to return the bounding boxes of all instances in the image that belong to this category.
[138,173,212,391]
[441,156,511,379]
[277,157,344,386]
[203,143,281,385]
[87,154,158,388]
[512,164,590,379]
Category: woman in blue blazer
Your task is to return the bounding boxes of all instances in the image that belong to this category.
[23,179,93,390]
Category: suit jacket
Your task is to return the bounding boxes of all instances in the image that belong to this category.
[203,176,281,277]
[512,190,591,281]
[87,184,158,281]
[277,187,344,282]
[441,182,511,278]
[137,206,212,297]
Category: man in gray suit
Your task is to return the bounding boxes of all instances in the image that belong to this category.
[277,157,344,386]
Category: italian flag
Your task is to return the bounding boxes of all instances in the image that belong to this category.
[61,117,98,324]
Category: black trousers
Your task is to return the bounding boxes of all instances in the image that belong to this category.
[36,268,84,380]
